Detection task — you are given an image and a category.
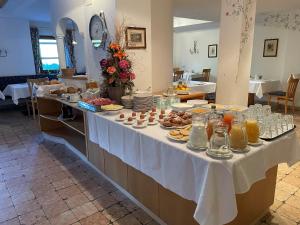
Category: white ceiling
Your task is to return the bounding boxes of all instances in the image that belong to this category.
[174,0,300,21]
[0,0,300,23]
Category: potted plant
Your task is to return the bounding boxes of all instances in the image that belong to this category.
[100,43,135,103]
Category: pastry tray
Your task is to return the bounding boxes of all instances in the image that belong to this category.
[77,101,102,112]
[260,125,296,141]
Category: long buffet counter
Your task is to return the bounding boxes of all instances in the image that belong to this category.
[37,97,300,225]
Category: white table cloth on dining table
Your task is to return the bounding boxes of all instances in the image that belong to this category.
[87,110,300,225]
[35,83,65,97]
[173,81,217,94]
[249,80,282,98]
[2,83,30,105]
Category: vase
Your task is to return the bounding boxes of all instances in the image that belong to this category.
[107,86,125,104]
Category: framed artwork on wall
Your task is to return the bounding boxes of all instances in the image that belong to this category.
[208,44,218,58]
[263,39,279,57]
[125,27,147,49]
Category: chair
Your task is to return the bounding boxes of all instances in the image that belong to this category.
[268,75,299,114]
[173,67,181,73]
[192,69,211,82]
[173,70,184,82]
[26,78,49,119]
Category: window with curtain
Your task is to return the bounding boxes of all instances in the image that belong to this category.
[39,37,60,72]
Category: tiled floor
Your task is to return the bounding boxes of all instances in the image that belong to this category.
[0,109,300,225]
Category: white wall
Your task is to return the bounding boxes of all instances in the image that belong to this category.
[116,0,152,90]
[50,0,116,80]
[174,23,300,106]
[174,27,219,81]
[117,0,173,92]
[251,25,288,81]
[0,18,36,76]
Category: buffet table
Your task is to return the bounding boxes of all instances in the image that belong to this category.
[87,110,300,225]
[37,97,300,225]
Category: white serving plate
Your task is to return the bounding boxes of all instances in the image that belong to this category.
[187,100,208,107]
[171,103,194,112]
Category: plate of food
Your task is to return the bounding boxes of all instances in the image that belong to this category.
[124,117,135,125]
[147,117,158,125]
[167,128,190,142]
[133,120,147,129]
[160,111,192,129]
[116,113,126,122]
[102,104,124,111]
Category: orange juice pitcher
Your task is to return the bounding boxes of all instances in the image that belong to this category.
[245,119,260,143]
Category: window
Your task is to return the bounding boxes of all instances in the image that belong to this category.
[39,37,60,71]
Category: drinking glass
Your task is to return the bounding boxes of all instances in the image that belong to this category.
[286,115,294,130]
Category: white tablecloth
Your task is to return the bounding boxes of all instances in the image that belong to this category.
[182,72,202,81]
[35,84,65,97]
[173,81,216,94]
[249,80,282,98]
[3,83,30,105]
[0,91,4,100]
[87,111,300,225]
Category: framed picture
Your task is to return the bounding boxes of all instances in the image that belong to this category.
[208,44,218,58]
[125,27,146,49]
[263,39,279,57]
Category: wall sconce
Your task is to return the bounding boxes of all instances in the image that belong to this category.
[0,48,8,57]
[189,41,199,55]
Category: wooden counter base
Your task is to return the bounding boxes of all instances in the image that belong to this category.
[88,141,277,225]
[37,97,277,225]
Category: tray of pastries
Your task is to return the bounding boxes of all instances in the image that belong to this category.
[160,111,192,129]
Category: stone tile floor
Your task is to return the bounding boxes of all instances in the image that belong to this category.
[0,109,299,225]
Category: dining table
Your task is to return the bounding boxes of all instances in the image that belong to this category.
[248,79,282,105]
[2,82,65,105]
[173,81,217,94]
[2,83,30,105]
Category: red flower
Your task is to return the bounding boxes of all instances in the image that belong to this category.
[119,72,128,79]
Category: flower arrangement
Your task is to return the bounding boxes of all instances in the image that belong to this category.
[100,42,135,92]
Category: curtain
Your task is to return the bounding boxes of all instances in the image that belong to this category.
[30,27,42,74]
[64,29,76,69]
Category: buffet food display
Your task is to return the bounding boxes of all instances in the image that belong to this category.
[46,86,296,160]
[109,100,296,160]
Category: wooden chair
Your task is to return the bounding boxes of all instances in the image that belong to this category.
[268,75,299,114]
[173,67,181,73]
[173,70,184,82]
[26,78,49,119]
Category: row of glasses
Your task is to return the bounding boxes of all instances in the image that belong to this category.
[259,112,294,139]
[245,104,295,139]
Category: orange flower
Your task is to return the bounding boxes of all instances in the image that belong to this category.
[107,66,116,74]
[109,43,121,51]
[113,51,127,60]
